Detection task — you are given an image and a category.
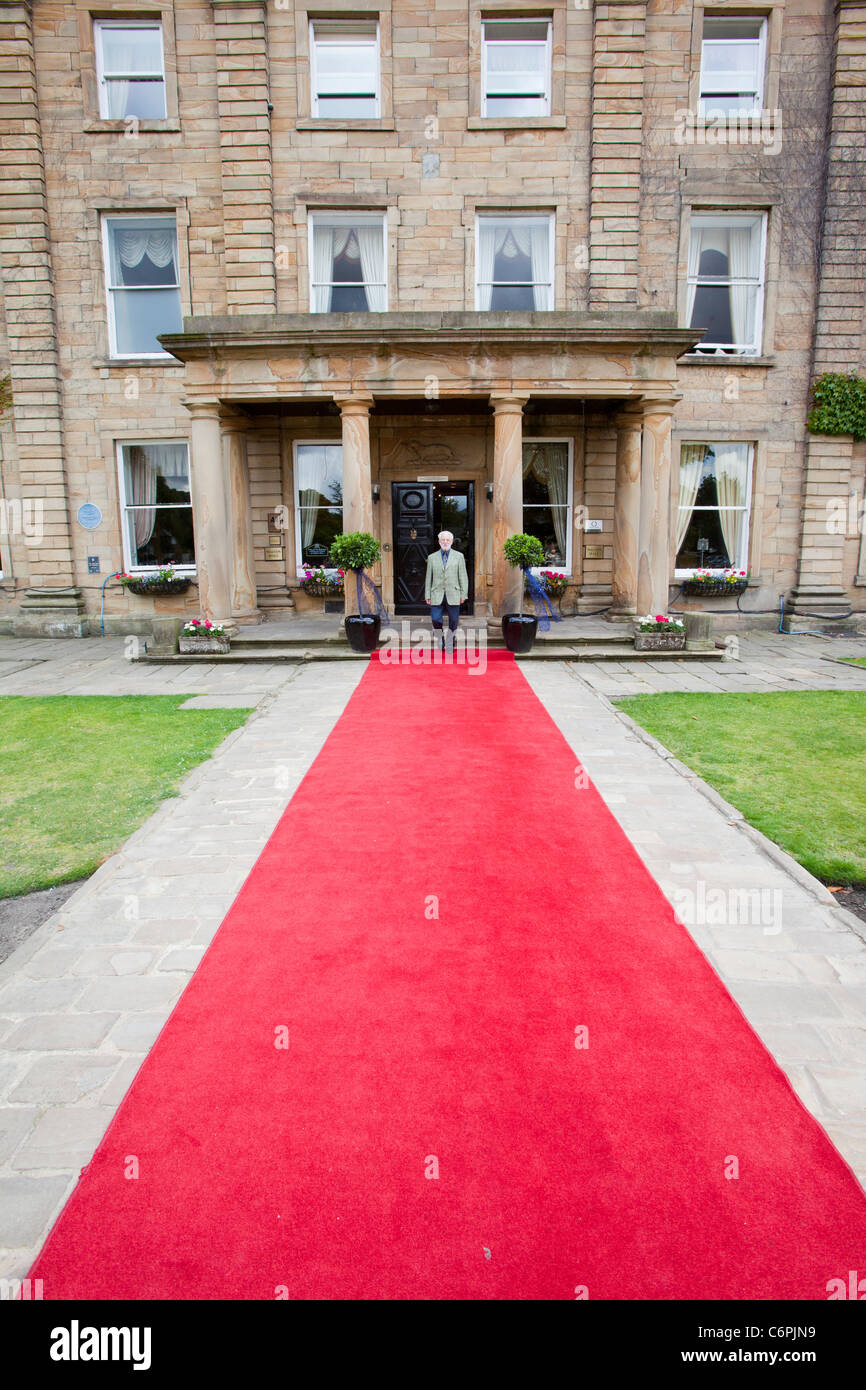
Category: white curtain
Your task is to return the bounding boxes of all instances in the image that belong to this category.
[477,223,508,309]
[676,444,706,553]
[126,446,158,550]
[477,221,551,309]
[686,225,704,326]
[523,443,568,557]
[298,446,334,548]
[715,443,750,567]
[356,224,386,311]
[528,221,551,310]
[110,226,176,282]
[728,225,754,349]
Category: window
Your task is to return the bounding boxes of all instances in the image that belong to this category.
[294,443,344,570]
[310,20,379,118]
[476,214,554,310]
[94,20,167,120]
[699,15,766,118]
[675,442,752,574]
[102,215,182,357]
[687,213,765,355]
[522,439,572,570]
[309,213,387,312]
[118,442,194,571]
[482,18,551,118]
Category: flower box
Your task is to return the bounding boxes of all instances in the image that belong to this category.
[124,577,192,598]
[681,579,747,598]
[634,630,686,652]
[302,582,344,598]
[178,634,230,655]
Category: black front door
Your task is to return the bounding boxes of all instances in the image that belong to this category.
[392,481,475,614]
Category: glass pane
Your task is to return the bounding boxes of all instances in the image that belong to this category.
[316,41,377,84]
[99,25,163,74]
[522,507,567,566]
[698,95,760,117]
[703,18,764,42]
[124,506,194,569]
[108,219,178,286]
[105,79,166,120]
[676,506,733,570]
[701,42,761,85]
[485,95,548,117]
[316,96,378,117]
[122,443,190,508]
[484,20,550,42]
[691,283,758,349]
[486,42,548,78]
[299,507,343,566]
[439,494,468,545]
[112,288,182,354]
[297,445,343,505]
[523,443,569,507]
[490,282,535,310]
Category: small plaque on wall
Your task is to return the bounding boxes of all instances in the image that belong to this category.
[264,546,283,562]
[584,545,604,560]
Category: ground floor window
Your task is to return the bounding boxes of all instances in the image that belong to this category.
[522,438,571,570]
[294,442,343,569]
[675,441,752,573]
[118,441,194,570]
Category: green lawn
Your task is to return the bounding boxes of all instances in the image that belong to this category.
[614,691,866,885]
[0,696,253,898]
[841,657,866,668]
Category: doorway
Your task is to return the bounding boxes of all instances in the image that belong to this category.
[392,481,475,614]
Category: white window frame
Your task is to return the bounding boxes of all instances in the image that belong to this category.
[307,210,389,313]
[481,17,552,119]
[115,439,194,575]
[101,212,181,360]
[687,212,767,356]
[674,441,754,579]
[94,18,167,120]
[522,436,574,576]
[698,14,767,118]
[293,439,344,577]
[474,212,555,311]
[309,18,381,119]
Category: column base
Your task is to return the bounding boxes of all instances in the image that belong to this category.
[13,587,87,637]
[782,586,859,633]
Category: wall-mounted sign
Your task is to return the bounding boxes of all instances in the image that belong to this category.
[584,545,604,560]
[584,519,603,533]
[77,503,102,530]
[416,475,449,481]
[264,546,283,562]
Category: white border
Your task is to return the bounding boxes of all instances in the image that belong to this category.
[94,18,166,120]
[687,211,767,355]
[480,16,552,119]
[673,440,754,578]
[307,210,389,313]
[698,15,767,118]
[309,18,381,118]
[115,438,194,574]
[474,211,556,310]
[292,438,344,577]
[101,212,181,359]
[522,435,574,575]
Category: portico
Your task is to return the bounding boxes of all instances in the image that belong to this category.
[160,312,700,627]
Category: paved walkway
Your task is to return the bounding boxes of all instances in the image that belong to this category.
[1,630,865,1284]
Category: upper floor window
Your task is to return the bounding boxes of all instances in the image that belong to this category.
[687,213,765,355]
[476,214,553,310]
[309,213,387,312]
[102,214,182,357]
[676,442,753,575]
[699,15,767,118]
[294,443,343,570]
[310,20,380,118]
[94,20,166,120]
[482,18,552,118]
[522,439,572,571]
[117,441,194,572]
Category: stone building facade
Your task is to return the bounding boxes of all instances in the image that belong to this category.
[0,0,865,636]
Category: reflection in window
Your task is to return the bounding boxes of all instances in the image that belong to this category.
[676,442,752,571]
[120,442,193,569]
[522,441,570,567]
[295,444,344,568]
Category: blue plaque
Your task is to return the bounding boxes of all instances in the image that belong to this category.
[77,503,102,530]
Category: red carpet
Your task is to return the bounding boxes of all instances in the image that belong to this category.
[29,652,866,1299]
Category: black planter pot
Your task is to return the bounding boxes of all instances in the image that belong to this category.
[502,613,538,654]
[345,614,381,653]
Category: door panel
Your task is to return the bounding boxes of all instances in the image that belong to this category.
[392,480,475,614]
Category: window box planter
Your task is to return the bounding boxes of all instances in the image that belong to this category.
[178,620,229,655]
[302,582,345,598]
[633,616,686,651]
[124,576,192,598]
[681,578,747,598]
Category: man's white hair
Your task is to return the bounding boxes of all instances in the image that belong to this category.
[438,530,453,541]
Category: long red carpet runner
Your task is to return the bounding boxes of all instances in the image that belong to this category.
[29,652,866,1299]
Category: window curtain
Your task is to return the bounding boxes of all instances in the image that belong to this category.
[477,221,550,309]
[109,226,176,283]
[523,443,568,556]
[104,40,133,118]
[715,443,750,566]
[356,224,386,311]
[676,444,706,552]
[311,226,351,311]
[298,446,335,548]
[728,225,755,349]
[125,446,158,550]
[686,225,705,326]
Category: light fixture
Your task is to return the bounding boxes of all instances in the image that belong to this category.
[372,483,380,503]
[485,483,494,502]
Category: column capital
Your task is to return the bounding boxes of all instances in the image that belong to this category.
[183,398,221,420]
[333,392,375,415]
[640,395,681,417]
[489,392,530,413]
[614,400,646,430]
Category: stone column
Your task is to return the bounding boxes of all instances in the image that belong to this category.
[221,411,261,624]
[335,393,375,617]
[186,401,234,626]
[636,398,678,617]
[490,394,529,617]
[610,402,643,620]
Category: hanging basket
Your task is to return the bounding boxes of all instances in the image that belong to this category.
[681,579,748,598]
[124,577,192,598]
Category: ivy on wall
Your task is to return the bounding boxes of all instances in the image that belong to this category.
[806,372,866,442]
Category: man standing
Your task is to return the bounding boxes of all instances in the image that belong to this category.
[425,529,469,649]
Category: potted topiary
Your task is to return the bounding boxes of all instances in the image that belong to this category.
[502,533,546,653]
[328,531,387,653]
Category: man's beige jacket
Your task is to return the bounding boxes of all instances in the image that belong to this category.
[425,547,469,604]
